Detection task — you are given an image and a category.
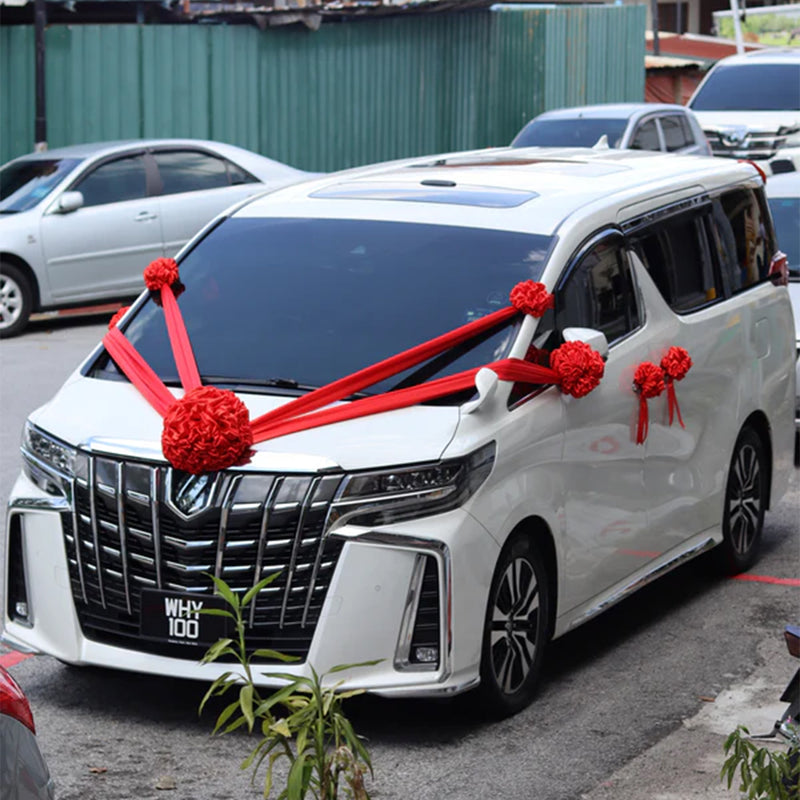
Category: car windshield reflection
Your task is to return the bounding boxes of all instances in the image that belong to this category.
[0,157,82,213]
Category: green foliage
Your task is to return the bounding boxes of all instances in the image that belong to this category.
[197,572,380,799]
[721,725,800,800]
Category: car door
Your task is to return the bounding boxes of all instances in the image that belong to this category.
[550,231,658,611]
[39,152,162,302]
[151,149,264,258]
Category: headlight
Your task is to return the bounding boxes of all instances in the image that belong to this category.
[21,421,76,494]
[328,442,496,530]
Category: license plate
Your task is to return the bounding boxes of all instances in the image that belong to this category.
[140,590,230,648]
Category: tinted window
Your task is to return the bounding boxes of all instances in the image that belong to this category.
[633,209,720,312]
[153,151,255,195]
[690,63,800,111]
[630,119,660,151]
[711,188,775,292]
[768,196,800,277]
[0,157,82,213]
[556,237,640,344]
[512,118,628,149]
[661,115,691,152]
[97,218,555,396]
[76,155,147,207]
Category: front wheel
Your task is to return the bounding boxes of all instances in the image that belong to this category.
[0,262,33,338]
[714,427,767,575]
[477,533,552,718]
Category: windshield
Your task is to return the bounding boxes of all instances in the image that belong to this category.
[93,217,555,396]
[512,118,628,149]
[768,196,800,277]
[0,157,82,213]
[690,64,800,112]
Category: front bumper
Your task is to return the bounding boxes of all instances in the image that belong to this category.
[3,471,498,698]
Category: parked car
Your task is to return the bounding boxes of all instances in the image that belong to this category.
[3,146,795,718]
[688,49,800,175]
[510,103,712,156]
[765,171,800,463]
[0,138,314,337]
[0,665,55,800]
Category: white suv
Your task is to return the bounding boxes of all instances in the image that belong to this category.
[3,147,795,717]
[688,49,800,175]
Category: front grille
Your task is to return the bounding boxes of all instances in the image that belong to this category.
[704,130,788,161]
[61,453,345,661]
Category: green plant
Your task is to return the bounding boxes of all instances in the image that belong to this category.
[721,725,800,800]
[198,573,379,799]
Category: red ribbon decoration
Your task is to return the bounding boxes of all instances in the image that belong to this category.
[633,362,665,445]
[660,346,693,429]
[104,265,605,473]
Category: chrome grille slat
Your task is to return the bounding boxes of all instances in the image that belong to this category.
[250,477,282,628]
[280,477,320,628]
[88,457,106,608]
[116,462,133,615]
[69,478,88,603]
[214,477,241,580]
[150,469,163,589]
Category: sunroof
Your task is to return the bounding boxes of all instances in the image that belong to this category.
[310,181,537,208]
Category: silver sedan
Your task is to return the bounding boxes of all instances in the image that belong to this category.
[0,139,314,337]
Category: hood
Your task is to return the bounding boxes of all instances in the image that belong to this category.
[694,111,800,141]
[29,374,462,472]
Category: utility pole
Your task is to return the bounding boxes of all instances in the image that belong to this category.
[34,0,47,152]
[650,0,660,55]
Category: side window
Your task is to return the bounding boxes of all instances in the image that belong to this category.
[630,119,660,151]
[633,209,720,312]
[555,237,640,345]
[711,187,776,293]
[660,115,691,152]
[75,155,147,207]
[153,151,256,196]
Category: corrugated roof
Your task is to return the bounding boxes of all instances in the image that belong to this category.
[645,32,765,65]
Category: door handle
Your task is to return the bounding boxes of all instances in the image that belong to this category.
[135,211,158,222]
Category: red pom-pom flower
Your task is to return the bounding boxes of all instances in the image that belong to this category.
[509,281,554,318]
[108,306,130,329]
[633,362,665,445]
[550,340,605,398]
[660,346,692,382]
[660,346,692,428]
[161,386,253,474]
[144,258,180,292]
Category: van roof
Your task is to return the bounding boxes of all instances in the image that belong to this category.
[236,146,758,236]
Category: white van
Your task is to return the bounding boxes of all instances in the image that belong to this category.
[4,148,795,717]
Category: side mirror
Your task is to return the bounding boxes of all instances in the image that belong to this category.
[562,327,609,360]
[54,191,84,214]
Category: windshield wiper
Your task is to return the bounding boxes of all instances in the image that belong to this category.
[200,375,371,399]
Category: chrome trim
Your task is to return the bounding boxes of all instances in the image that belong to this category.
[164,469,221,521]
[214,477,240,580]
[7,496,70,513]
[394,554,434,672]
[375,676,481,698]
[69,480,88,603]
[88,457,106,608]
[249,478,283,627]
[568,536,717,630]
[346,532,452,683]
[150,469,163,589]
[82,437,341,473]
[280,477,320,628]
[115,463,132,615]
[0,630,40,655]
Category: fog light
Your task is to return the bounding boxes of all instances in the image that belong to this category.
[14,602,29,620]
[413,646,438,664]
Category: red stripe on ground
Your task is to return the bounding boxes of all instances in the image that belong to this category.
[732,574,800,587]
[0,650,34,668]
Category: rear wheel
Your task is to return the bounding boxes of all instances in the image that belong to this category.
[714,427,767,575]
[477,532,551,718]
[0,262,33,338]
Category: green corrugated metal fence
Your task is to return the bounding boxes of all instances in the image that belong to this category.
[0,6,646,170]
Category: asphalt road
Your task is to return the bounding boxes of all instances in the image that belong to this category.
[1,312,798,800]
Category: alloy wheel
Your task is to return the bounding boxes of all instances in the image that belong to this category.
[0,273,24,330]
[489,556,541,695]
[727,442,762,557]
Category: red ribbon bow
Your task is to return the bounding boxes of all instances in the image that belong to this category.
[660,346,693,429]
[633,362,665,445]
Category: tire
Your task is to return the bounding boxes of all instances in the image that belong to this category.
[0,262,33,338]
[713,427,768,575]
[477,532,552,718]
